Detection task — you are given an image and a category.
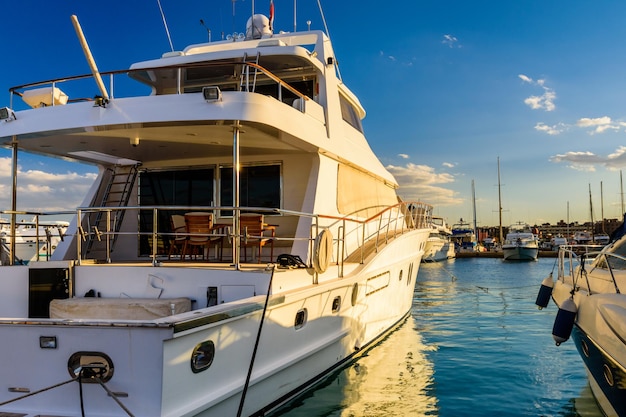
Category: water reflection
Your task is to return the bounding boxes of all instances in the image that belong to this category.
[273,259,604,417]
[270,316,437,416]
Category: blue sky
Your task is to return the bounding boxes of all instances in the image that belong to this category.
[2,1,626,227]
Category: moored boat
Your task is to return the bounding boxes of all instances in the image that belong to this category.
[0,216,69,264]
[547,238,626,417]
[422,216,455,262]
[0,4,433,416]
[502,222,539,261]
[451,218,476,253]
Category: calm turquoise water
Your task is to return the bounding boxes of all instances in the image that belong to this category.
[271,258,604,417]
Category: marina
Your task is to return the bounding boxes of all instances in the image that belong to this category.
[272,258,605,417]
[0,2,625,417]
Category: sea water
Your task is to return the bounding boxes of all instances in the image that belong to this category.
[270,257,604,417]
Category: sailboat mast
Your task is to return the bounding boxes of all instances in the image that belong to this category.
[589,183,595,242]
[497,157,503,243]
[601,181,605,233]
[619,169,624,214]
[472,179,477,243]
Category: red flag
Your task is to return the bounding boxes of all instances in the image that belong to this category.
[269,0,275,31]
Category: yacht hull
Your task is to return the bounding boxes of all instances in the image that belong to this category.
[552,277,626,417]
[502,245,539,261]
[0,231,428,416]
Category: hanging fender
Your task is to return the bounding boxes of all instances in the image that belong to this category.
[535,273,554,309]
[552,297,578,346]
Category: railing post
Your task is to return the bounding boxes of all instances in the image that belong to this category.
[76,209,82,265]
[106,210,111,263]
[34,214,40,262]
[152,208,158,266]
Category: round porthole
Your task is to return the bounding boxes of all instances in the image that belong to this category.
[351,283,359,306]
[603,364,615,387]
[581,339,590,357]
[399,270,403,281]
[191,341,215,374]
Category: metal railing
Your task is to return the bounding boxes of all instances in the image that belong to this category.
[72,201,431,269]
[557,244,623,295]
[8,61,310,111]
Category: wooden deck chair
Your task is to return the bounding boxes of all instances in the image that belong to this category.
[182,212,222,260]
[240,214,275,263]
[167,214,186,260]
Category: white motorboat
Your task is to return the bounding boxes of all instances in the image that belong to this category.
[422,216,455,262]
[502,222,539,261]
[546,236,626,417]
[0,6,433,417]
[0,217,69,264]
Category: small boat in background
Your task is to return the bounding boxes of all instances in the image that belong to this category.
[548,235,626,417]
[0,217,69,264]
[423,216,455,262]
[502,222,539,261]
[451,218,477,253]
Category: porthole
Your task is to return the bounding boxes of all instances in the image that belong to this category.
[581,339,590,357]
[332,296,341,313]
[407,263,414,286]
[603,364,615,387]
[191,341,215,374]
[295,309,308,330]
[399,270,403,281]
[351,283,359,306]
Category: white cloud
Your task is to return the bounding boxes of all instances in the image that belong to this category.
[442,162,455,168]
[0,157,97,212]
[534,122,566,135]
[575,116,626,134]
[550,147,626,171]
[520,75,556,111]
[442,34,461,48]
[398,153,410,159]
[387,163,462,206]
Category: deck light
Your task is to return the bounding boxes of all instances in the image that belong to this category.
[0,107,16,121]
[203,86,222,102]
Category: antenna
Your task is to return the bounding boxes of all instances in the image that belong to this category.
[200,19,211,42]
[316,0,342,80]
[157,0,174,52]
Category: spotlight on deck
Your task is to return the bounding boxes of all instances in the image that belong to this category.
[203,86,222,103]
[0,107,16,121]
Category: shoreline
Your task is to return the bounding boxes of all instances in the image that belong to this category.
[455,250,557,258]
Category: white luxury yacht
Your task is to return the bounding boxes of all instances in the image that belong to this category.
[0,5,433,417]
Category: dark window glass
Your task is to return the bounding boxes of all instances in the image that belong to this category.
[220,165,281,216]
[138,169,214,255]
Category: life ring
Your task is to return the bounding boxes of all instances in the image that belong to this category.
[312,229,333,274]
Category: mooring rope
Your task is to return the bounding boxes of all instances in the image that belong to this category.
[0,377,77,406]
[236,265,276,417]
[0,370,134,417]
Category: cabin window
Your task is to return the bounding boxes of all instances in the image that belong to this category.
[339,94,363,132]
[219,164,282,216]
